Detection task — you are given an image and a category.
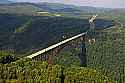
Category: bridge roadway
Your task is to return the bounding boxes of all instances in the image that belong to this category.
[27,32,86,59]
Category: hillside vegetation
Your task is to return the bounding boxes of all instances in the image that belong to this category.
[0,58,116,83]
[0,3,42,15]
[0,14,114,56]
[51,25,125,83]
[87,26,125,83]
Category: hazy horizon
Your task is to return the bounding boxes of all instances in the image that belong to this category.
[9,0,125,8]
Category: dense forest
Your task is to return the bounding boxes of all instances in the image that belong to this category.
[87,26,125,83]
[0,58,116,83]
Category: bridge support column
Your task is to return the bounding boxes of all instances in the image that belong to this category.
[79,35,87,67]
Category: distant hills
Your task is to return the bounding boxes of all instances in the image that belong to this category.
[0,3,43,14]
[0,2,124,15]
[35,2,113,13]
[0,0,13,4]
[0,2,113,15]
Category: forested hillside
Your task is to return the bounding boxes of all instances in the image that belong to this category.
[0,58,116,83]
[0,2,125,83]
[50,25,125,83]
[87,26,125,83]
[0,14,114,56]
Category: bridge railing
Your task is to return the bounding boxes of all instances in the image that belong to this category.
[27,32,86,59]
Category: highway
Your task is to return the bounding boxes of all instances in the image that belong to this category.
[27,32,86,58]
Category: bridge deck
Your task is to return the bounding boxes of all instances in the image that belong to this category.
[27,32,86,58]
